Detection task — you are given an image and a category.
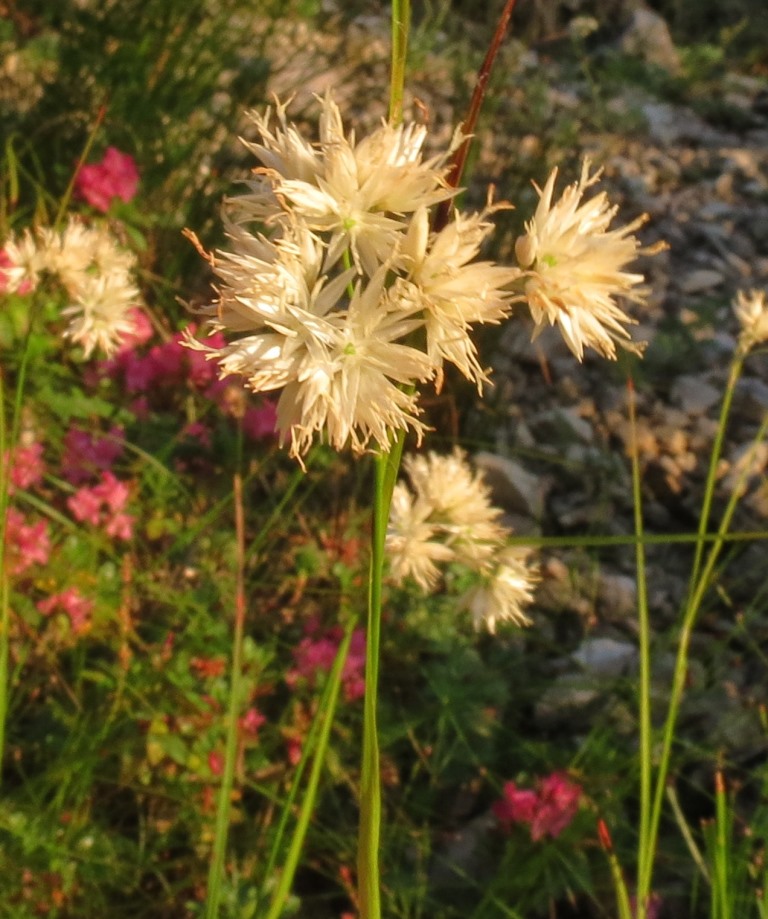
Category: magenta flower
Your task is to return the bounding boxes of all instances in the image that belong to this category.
[240,707,267,737]
[61,426,124,485]
[287,620,366,702]
[4,441,45,492]
[242,401,278,440]
[5,508,51,575]
[75,146,139,213]
[37,587,94,635]
[67,471,134,540]
[493,771,582,841]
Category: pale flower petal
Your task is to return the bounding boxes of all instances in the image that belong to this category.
[516,160,663,361]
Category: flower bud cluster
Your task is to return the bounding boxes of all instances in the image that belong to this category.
[188,94,521,459]
[387,448,538,632]
[3,218,141,357]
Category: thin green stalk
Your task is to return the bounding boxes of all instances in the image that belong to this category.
[598,819,634,919]
[639,410,768,906]
[687,355,744,599]
[388,0,410,125]
[265,617,357,919]
[666,783,710,885]
[627,379,652,919]
[206,471,247,919]
[0,298,41,785]
[356,2,412,913]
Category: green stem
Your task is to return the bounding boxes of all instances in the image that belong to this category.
[0,298,41,786]
[637,396,768,910]
[265,617,357,919]
[206,472,247,919]
[627,379,652,919]
[687,355,744,598]
[389,0,410,125]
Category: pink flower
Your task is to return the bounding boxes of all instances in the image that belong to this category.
[287,621,366,702]
[242,401,278,440]
[4,441,45,492]
[208,751,224,776]
[67,471,134,540]
[61,426,124,485]
[75,146,139,213]
[493,771,582,841]
[5,508,51,574]
[0,248,32,295]
[37,587,94,634]
[530,772,582,841]
[240,707,266,737]
[493,782,539,827]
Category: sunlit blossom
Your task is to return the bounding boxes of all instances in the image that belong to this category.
[2,218,142,356]
[732,288,768,353]
[388,449,538,629]
[516,160,660,360]
[461,545,538,633]
[243,93,460,276]
[398,204,520,388]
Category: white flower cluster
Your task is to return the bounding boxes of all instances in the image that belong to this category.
[188,94,520,460]
[387,449,538,632]
[732,288,768,354]
[3,218,141,357]
[190,95,659,460]
[515,160,660,361]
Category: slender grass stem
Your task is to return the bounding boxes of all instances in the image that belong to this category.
[206,472,247,919]
[638,401,768,909]
[0,298,41,786]
[627,379,653,919]
[265,617,358,919]
[687,355,744,598]
[388,0,410,125]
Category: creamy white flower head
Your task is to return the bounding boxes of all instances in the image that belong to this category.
[399,205,521,389]
[732,289,768,353]
[388,449,512,582]
[62,270,140,357]
[277,265,433,458]
[387,486,456,591]
[242,93,460,276]
[41,219,135,293]
[2,228,47,292]
[3,219,141,356]
[388,449,538,629]
[460,546,538,633]
[516,160,660,361]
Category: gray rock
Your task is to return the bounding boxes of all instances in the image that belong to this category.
[474,452,547,520]
[597,572,638,619]
[669,376,721,415]
[619,7,681,75]
[571,637,637,677]
[677,268,725,294]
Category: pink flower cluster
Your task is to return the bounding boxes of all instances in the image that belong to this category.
[5,508,50,575]
[61,426,125,485]
[74,146,139,213]
[287,619,366,702]
[98,322,277,440]
[37,588,94,635]
[493,771,582,841]
[67,471,134,540]
[4,441,46,493]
